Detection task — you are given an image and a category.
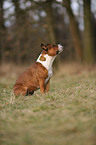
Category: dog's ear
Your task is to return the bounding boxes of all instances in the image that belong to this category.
[41,43,48,51]
[41,43,45,47]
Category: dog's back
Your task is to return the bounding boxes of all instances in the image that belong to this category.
[13,62,48,96]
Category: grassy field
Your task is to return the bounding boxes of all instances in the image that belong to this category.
[0,64,96,145]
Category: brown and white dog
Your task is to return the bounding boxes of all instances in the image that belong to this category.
[13,43,63,96]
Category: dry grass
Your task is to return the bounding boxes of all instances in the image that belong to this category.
[0,63,96,145]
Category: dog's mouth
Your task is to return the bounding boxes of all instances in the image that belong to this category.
[57,44,63,54]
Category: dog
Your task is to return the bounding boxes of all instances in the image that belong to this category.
[13,43,63,96]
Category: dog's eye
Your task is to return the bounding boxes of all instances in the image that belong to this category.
[52,45,55,47]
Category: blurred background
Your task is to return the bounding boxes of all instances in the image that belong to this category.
[0,0,96,66]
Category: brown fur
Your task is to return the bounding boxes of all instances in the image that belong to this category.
[13,43,63,96]
[39,55,46,61]
[13,62,48,96]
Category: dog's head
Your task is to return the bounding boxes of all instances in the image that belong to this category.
[41,43,63,56]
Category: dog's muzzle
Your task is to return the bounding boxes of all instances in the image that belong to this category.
[57,44,63,54]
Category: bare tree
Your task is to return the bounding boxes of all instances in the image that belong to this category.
[83,0,94,63]
[0,0,6,64]
[0,0,95,65]
[63,0,82,61]
[44,0,56,43]
[45,0,61,67]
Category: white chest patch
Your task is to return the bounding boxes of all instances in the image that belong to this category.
[45,67,53,84]
[36,54,56,84]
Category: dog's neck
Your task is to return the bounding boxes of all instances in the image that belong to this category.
[36,53,56,70]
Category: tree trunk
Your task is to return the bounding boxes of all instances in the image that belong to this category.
[0,0,6,64]
[83,0,94,63]
[12,0,20,22]
[12,0,22,64]
[44,0,60,68]
[44,0,56,43]
[63,0,82,61]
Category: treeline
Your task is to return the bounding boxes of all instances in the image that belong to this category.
[0,0,96,65]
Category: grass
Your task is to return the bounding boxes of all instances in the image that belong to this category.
[0,64,96,145]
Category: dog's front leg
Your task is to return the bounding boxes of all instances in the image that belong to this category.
[39,79,45,94]
[45,79,50,93]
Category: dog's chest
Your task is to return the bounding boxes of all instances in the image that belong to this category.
[45,67,53,84]
[36,54,55,84]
